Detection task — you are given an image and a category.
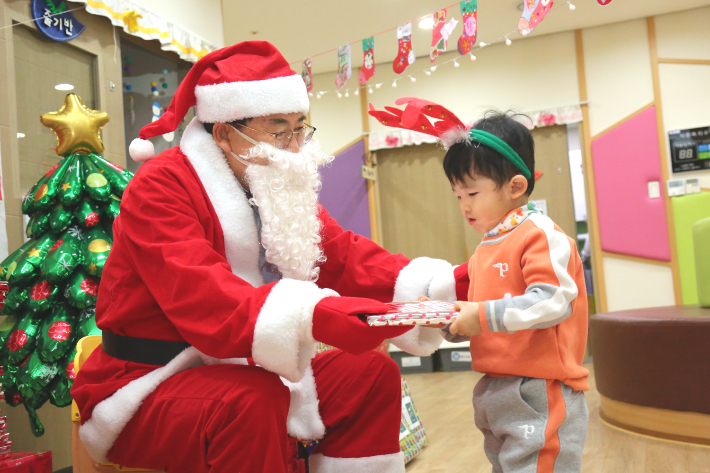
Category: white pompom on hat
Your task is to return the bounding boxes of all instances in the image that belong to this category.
[130,41,310,162]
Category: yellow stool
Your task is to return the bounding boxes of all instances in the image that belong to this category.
[72,335,163,472]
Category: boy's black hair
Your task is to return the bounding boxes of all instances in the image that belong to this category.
[443,110,536,196]
[203,118,250,135]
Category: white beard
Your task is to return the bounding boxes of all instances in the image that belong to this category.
[244,140,334,282]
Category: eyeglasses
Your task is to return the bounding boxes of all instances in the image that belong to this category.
[233,123,316,149]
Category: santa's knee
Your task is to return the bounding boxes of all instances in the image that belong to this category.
[221,368,291,429]
[367,351,402,399]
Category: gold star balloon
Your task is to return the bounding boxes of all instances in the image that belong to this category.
[40,94,109,156]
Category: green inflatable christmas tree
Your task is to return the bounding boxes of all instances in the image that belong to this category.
[0,93,133,436]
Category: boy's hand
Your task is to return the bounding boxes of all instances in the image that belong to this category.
[449,301,482,337]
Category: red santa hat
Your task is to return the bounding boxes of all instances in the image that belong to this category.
[129,41,310,162]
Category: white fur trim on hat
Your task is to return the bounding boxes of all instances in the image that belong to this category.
[129,138,155,162]
[309,452,405,473]
[252,278,338,383]
[195,74,310,123]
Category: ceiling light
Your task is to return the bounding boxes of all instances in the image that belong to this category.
[55,84,74,91]
[376,83,382,89]
[316,94,321,99]
[392,80,397,88]
[424,70,431,76]
[354,88,360,96]
[430,66,437,72]
[506,37,512,46]
[17,133,25,138]
[568,1,576,10]
[410,76,416,83]
[453,59,460,67]
[418,17,434,29]
[470,54,477,61]
[337,92,342,98]
[368,86,374,94]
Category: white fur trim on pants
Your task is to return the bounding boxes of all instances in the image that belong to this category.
[195,74,309,123]
[309,452,405,473]
[79,347,326,463]
[252,278,338,383]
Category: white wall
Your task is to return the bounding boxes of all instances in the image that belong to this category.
[308,71,363,155]
[582,19,654,137]
[656,6,710,188]
[655,5,710,60]
[309,30,580,155]
[135,0,224,48]
[308,7,710,312]
[603,257,676,311]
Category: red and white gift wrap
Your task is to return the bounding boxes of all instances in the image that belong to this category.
[72,118,470,471]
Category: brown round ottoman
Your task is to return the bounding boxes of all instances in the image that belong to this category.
[589,306,710,445]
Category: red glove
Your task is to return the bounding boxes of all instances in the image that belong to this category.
[312,297,411,354]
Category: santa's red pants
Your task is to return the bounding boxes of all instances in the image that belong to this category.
[107,349,402,472]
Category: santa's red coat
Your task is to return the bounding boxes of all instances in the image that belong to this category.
[71,119,469,470]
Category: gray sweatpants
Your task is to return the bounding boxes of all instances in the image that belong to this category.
[473,376,588,473]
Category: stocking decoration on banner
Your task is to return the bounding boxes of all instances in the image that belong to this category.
[518,0,553,36]
[301,57,313,93]
[358,37,375,84]
[457,0,478,55]
[393,23,415,74]
[335,45,352,88]
[598,0,612,4]
[430,10,458,62]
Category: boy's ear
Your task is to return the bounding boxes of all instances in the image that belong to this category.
[509,175,529,199]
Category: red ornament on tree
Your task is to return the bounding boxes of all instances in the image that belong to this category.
[49,239,64,252]
[12,393,22,405]
[80,278,99,296]
[85,212,100,227]
[30,281,52,301]
[7,330,28,352]
[48,321,72,341]
[66,361,76,380]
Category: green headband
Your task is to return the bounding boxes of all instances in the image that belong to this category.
[468,129,532,180]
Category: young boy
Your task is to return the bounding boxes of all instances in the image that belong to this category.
[443,111,590,473]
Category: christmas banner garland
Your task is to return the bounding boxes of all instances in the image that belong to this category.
[298,0,599,101]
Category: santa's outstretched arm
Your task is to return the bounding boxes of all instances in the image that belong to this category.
[316,205,470,355]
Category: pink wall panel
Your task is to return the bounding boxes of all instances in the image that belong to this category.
[590,106,671,261]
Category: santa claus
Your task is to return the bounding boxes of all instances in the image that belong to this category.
[71,41,469,473]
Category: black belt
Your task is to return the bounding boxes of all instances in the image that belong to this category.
[101,331,191,366]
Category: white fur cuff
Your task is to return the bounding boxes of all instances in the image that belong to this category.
[391,325,443,356]
[392,257,454,302]
[309,452,405,473]
[252,279,337,383]
[428,264,458,302]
